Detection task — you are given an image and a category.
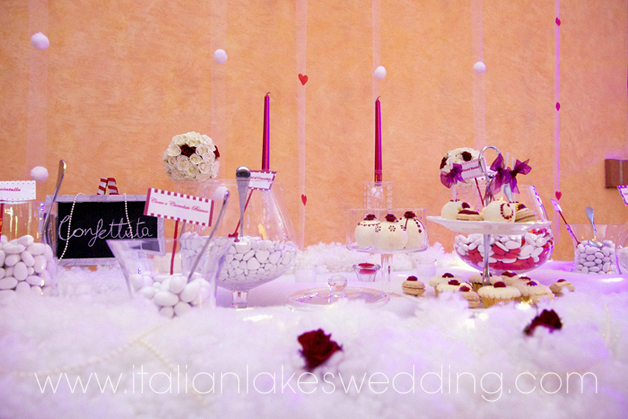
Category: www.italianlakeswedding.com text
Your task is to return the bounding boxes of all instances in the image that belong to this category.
[35,365,598,402]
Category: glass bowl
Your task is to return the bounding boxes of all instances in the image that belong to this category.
[183,179,298,308]
[0,200,58,300]
[107,236,232,316]
[450,184,554,274]
[569,224,622,275]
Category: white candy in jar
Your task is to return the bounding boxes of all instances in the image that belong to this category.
[219,235,297,284]
[573,240,617,274]
[0,234,56,302]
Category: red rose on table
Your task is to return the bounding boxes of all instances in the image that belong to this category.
[524,309,563,336]
[298,329,342,370]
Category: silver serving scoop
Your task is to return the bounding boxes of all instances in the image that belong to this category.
[235,166,251,238]
[584,206,602,248]
[42,160,66,246]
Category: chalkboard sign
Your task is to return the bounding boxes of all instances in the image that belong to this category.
[48,194,164,265]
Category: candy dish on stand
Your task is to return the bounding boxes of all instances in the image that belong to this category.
[347,207,429,293]
[429,145,552,284]
[201,173,298,308]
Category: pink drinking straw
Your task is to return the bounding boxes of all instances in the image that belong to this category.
[374,97,382,182]
[262,93,271,171]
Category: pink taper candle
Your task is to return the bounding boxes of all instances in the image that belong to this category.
[374,97,383,182]
[262,93,270,170]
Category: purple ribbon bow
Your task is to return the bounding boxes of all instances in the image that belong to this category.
[489,155,511,192]
[508,159,531,193]
[440,163,464,188]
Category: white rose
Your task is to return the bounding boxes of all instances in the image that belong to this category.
[169,170,184,181]
[185,164,199,179]
[176,155,190,171]
[167,156,178,166]
[200,134,213,145]
[202,152,215,163]
[172,135,186,146]
[185,132,201,147]
[196,144,210,157]
[167,143,181,157]
[189,153,203,165]
[210,161,220,178]
[198,161,212,174]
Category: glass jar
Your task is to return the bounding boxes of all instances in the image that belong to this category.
[452,184,554,274]
[193,179,297,307]
[570,224,622,275]
[0,200,58,299]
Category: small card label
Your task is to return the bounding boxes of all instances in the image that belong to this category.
[618,185,628,205]
[0,181,36,201]
[249,170,277,190]
[461,159,485,181]
[144,188,214,226]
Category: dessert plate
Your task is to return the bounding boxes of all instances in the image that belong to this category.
[427,216,551,235]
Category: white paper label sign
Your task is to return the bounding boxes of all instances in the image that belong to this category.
[618,185,628,206]
[249,170,277,190]
[144,188,214,226]
[461,159,485,181]
[0,181,36,201]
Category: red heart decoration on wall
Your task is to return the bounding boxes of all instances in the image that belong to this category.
[556,102,561,111]
[556,17,561,26]
[555,191,562,201]
[298,74,308,85]
[301,194,307,205]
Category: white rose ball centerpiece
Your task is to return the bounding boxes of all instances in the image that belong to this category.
[163,132,220,182]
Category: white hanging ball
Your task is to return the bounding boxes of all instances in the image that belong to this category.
[30,166,49,182]
[473,61,486,73]
[374,66,387,79]
[214,49,228,64]
[213,186,229,201]
[30,32,50,50]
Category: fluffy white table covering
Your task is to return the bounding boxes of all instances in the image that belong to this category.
[1,260,627,419]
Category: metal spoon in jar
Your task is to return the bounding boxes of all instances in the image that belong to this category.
[585,206,603,248]
[41,160,66,246]
[235,166,251,238]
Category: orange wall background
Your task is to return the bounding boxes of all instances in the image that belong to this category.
[1,0,627,261]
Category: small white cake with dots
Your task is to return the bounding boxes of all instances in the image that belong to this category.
[400,211,426,249]
[373,214,408,251]
[354,214,380,248]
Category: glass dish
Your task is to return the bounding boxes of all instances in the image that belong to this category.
[569,224,622,275]
[432,184,554,275]
[107,236,232,316]
[185,179,298,308]
[0,200,58,299]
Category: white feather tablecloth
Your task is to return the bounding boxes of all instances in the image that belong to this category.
[0,260,627,419]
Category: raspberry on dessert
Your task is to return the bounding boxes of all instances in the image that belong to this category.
[493,281,506,288]
[459,285,471,292]
[406,275,418,281]
[385,214,397,222]
[448,280,460,286]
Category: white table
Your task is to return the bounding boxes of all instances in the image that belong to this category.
[1,261,627,419]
